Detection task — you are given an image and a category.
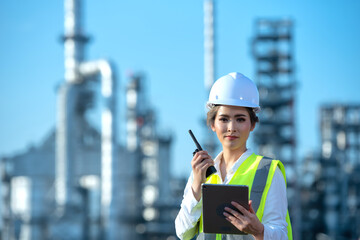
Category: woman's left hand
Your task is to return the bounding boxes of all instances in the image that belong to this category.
[223,200,264,240]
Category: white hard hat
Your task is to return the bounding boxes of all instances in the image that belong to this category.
[207,72,260,113]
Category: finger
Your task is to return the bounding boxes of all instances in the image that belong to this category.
[224,207,243,219]
[223,212,246,231]
[231,201,250,217]
[191,154,206,167]
[223,212,241,223]
[249,200,255,214]
[193,160,214,175]
[199,161,212,172]
[194,150,207,155]
[193,157,213,169]
[192,151,210,163]
[192,160,208,171]
[196,150,210,158]
[203,158,214,167]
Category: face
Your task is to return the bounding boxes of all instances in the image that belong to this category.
[211,106,255,152]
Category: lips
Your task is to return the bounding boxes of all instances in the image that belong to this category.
[225,136,238,140]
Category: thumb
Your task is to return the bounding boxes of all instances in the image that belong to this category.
[249,200,255,214]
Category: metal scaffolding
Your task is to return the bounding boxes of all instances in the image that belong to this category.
[251,19,300,239]
[299,151,324,240]
[319,104,360,239]
[126,73,178,240]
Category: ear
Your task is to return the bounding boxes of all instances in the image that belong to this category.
[211,123,216,132]
[250,122,256,132]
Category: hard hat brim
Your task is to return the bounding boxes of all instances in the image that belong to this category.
[206,100,261,113]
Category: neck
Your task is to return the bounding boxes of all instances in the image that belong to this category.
[222,146,247,170]
[219,147,247,182]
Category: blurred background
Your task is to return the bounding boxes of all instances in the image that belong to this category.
[1,0,360,239]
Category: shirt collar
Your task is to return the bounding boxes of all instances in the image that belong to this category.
[213,148,254,174]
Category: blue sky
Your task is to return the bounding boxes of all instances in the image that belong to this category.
[1,1,360,177]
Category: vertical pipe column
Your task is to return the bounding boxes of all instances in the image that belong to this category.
[203,0,217,155]
[56,83,76,211]
[56,0,88,214]
[64,0,85,83]
[99,62,118,240]
[59,0,124,238]
[125,75,143,221]
[79,60,126,239]
[204,0,215,91]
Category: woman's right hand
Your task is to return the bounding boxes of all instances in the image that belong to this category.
[191,150,214,201]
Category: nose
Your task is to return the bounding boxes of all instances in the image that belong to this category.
[227,120,236,132]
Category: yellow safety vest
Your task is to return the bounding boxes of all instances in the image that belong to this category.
[197,153,293,240]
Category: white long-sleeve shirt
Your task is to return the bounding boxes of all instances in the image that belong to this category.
[175,149,288,240]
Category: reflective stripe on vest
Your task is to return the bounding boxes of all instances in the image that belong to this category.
[250,157,272,213]
[197,154,293,240]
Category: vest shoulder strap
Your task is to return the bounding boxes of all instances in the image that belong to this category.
[250,156,272,213]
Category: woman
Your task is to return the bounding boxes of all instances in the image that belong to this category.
[175,72,292,240]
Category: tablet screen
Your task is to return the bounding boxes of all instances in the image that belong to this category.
[202,184,249,235]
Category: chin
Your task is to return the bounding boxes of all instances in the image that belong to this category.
[224,144,242,151]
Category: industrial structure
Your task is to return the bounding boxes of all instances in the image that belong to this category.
[251,18,360,240]
[203,0,218,154]
[251,19,300,239]
[300,104,360,239]
[0,0,182,239]
[125,73,182,240]
[319,104,360,239]
[298,151,324,239]
[2,0,360,239]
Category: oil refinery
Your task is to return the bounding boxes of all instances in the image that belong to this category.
[1,1,359,240]
[0,0,183,239]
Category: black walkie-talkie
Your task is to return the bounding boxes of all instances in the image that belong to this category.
[188,130,217,178]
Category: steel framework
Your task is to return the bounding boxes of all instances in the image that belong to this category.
[252,19,300,239]
[320,104,360,239]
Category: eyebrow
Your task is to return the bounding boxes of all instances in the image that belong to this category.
[218,114,247,118]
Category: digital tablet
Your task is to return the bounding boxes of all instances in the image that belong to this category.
[202,184,249,235]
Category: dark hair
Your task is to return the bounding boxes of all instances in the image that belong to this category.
[206,105,259,127]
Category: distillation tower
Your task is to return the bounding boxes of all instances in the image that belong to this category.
[319,104,360,239]
[126,73,178,239]
[0,0,181,239]
[203,0,217,154]
[56,0,129,238]
[251,19,300,239]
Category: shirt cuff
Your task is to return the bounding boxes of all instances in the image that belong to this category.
[183,189,203,222]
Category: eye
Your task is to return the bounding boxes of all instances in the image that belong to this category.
[219,118,228,122]
[237,118,246,122]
